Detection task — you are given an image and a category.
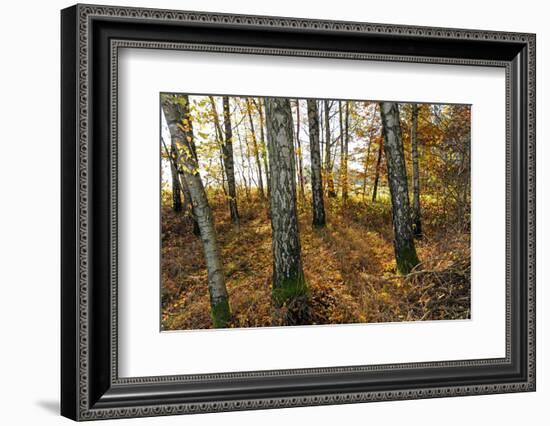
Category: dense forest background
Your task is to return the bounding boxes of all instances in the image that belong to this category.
[160,94,471,330]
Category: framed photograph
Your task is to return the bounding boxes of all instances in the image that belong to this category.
[61,4,536,421]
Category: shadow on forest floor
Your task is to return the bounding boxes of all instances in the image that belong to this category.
[161,192,471,330]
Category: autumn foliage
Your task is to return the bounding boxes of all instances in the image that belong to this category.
[161,192,470,330]
[161,96,471,330]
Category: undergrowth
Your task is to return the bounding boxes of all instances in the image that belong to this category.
[161,191,470,330]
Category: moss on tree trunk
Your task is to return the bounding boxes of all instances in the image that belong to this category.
[210,298,232,328]
[264,97,309,321]
[395,240,420,275]
[271,270,308,306]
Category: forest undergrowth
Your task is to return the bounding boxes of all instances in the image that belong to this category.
[161,190,470,330]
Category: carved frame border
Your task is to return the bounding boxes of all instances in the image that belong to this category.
[61,3,536,421]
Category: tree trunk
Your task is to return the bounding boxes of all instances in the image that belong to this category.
[179,176,200,235]
[361,105,377,200]
[169,141,182,212]
[295,100,305,201]
[235,122,250,200]
[372,142,383,202]
[252,98,271,200]
[222,96,240,225]
[167,154,200,236]
[208,96,228,196]
[162,95,231,327]
[239,108,256,195]
[319,101,324,166]
[339,101,349,201]
[246,98,265,199]
[264,97,307,312]
[361,139,372,201]
[323,100,336,197]
[163,133,199,234]
[259,100,270,196]
[410,103,422,238]
[379,102,420,275]
[306,99,326,228]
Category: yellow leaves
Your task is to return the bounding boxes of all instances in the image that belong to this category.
[176,121,189,134]
[177,143,192,160]
[379,291,391,302]
[178,163,199,176]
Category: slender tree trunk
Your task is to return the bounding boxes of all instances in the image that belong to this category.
[163,132,199,234]
[162,136,189,219]
[235,123,250,200]
[339,101,344,194]
[222,96,240,225]
[306,99,326,227]
[324,100,336,197]
[264,97,307,313]
[179,175,200,235]
[169,142,182,212]
[339,101,349,201]
[208,96,228,196]
[246,98,265,199]
[253,98,271,199]
[362,139,372,201]
[372,142,383,202]
[295,100,306,201]
[361,105,377,200]
[319,101,324,166]
[165,140,200,235]
[410,103,422,238]
[240,113,256,193]
[379,102,420,274]
[162,96,231,327]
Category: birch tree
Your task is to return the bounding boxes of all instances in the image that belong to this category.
[254,98,271,200]
[222,96,240,224]
[339,101,350,201]
[361,104,377,200]
[246,98,265,199]
[379,102,420,274]
[410,103,422,238]
[307,99,326,227]
[163,130,199,234]
[168,139,182,212]
[207,96,227,192]
[295,99,305,201]
[324,100,337,197]
[161,135,194,233]
[372,142,383,202]
[264,97,307,308]
[162,95,231,328]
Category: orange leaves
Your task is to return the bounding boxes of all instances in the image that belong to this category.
[160,190,470,330]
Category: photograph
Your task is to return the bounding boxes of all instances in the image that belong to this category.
[160,94,472,330]
[57,3,536,421]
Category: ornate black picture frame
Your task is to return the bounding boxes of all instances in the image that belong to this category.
[61,4,536,421]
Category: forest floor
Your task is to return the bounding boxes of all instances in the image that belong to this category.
[161,191,471,330]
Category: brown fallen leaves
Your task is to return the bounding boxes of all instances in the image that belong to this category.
[161,191,470,330]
